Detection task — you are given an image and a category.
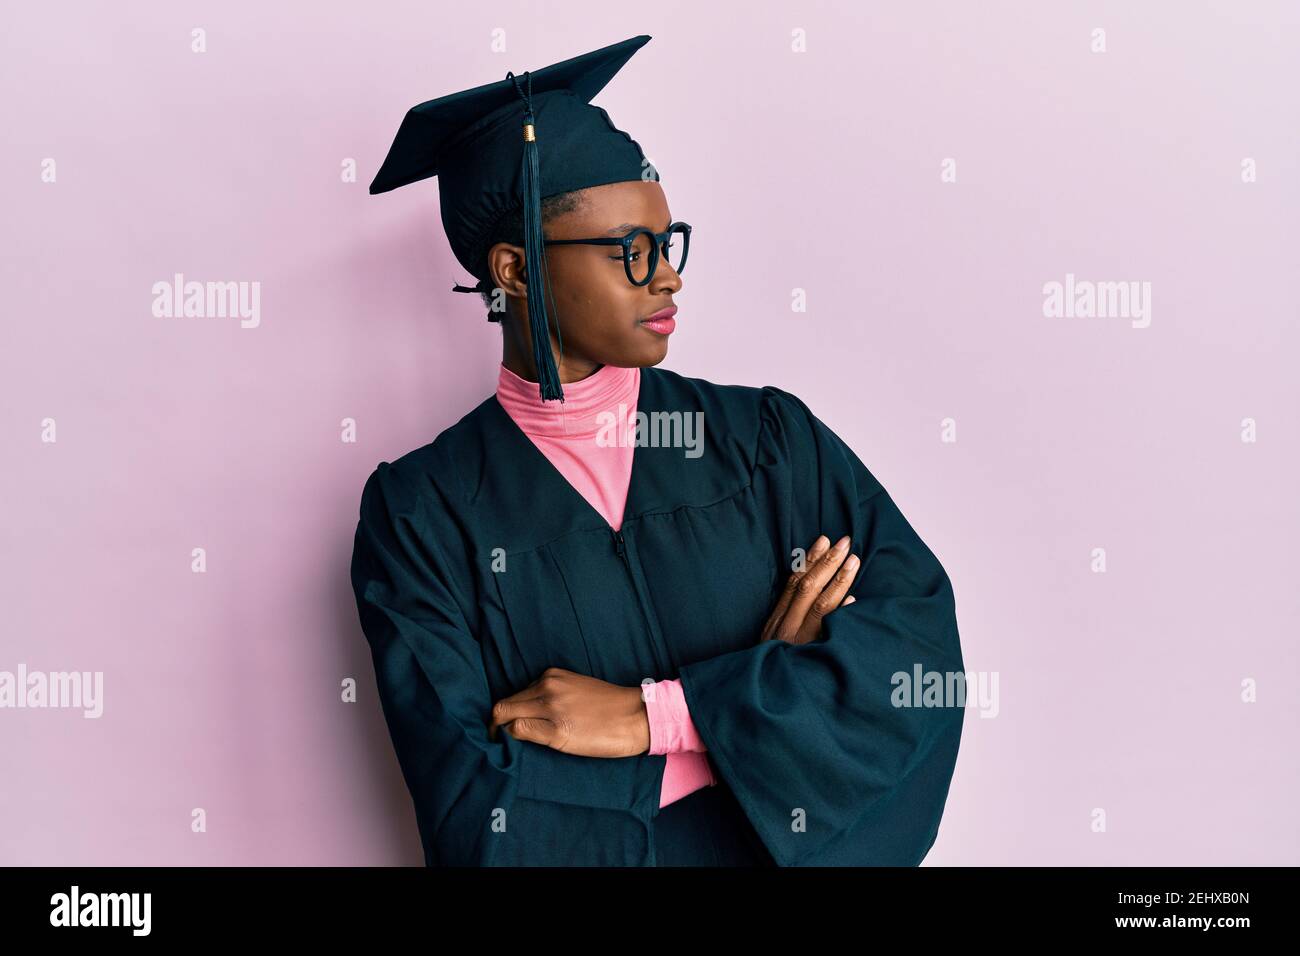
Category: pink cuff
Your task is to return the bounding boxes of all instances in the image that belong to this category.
[643,678,709,755]
[660,752,717,808]
[644,679,717,809]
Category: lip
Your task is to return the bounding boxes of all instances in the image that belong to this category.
[641,305,678,323]
[640,316,676,335]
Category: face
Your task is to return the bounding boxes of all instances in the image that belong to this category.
[488,180,683,382]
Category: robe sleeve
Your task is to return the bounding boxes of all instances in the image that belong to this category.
[350,460,662,866]
[675,386,965,866]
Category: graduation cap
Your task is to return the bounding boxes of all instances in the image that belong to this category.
[370,35,657,402]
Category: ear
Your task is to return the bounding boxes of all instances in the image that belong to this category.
[487,241,528,300]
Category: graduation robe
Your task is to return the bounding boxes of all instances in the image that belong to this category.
[349,364,965,866]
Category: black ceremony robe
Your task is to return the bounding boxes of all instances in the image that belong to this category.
[349,364,965,866]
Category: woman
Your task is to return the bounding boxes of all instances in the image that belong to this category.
[351,35,965,866]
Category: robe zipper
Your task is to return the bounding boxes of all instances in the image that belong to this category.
[609,527,669,677]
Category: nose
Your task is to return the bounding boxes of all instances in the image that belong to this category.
[649,251,683,295]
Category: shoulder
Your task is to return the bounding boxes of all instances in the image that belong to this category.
[647,366,831,442]
[644,365,821,422]
[640,364,772,452]
[732,374,885,501]
[640,365,861,487]
[642,363,766,410]
[354,393,499,522]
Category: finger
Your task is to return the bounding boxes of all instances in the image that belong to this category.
[501,717,556,747]
[819,554,860,608]
[795,553,860,643]
[489,667,563,710]
[779,540,853,642]
[778,535,830,604]
[796,535,831,575]
[489,696,548,737]
[776,535,851,641]
[763,535,831,640]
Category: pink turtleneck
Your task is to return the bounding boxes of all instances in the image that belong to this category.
[494,361,717,809]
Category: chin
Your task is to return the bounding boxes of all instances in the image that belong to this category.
[605,338,668,368]
[634,341,670,366]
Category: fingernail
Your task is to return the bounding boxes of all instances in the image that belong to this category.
[835,535,850,552]
[845,554,859,570]
[812,535,829,552]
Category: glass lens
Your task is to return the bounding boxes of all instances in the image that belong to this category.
[662,223,689,276]
[625,229,656,285]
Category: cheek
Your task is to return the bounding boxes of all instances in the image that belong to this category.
[555,275,640,342]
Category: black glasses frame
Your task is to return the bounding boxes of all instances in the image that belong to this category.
[543,221,691,287]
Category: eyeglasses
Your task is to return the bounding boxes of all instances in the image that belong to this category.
[543,221,691,287]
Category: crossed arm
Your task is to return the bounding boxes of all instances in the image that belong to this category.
[488,531,861,758]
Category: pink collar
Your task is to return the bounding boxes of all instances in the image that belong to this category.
[495,361,640,439]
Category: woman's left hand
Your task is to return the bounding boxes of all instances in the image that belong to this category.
[488,668,651,758]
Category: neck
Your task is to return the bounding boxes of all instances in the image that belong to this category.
[500,311,602,384]
[495,361,640,438]
[501,355,603,385]
[501,343,604,385]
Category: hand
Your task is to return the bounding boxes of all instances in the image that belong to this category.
[760,534,860,646]
[488,667,651,758]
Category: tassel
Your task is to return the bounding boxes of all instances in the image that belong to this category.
[509,70,565,403]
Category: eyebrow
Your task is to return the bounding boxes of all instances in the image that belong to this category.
[604,219,673,236]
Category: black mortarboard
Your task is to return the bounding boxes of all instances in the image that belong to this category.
[370,35,656,402]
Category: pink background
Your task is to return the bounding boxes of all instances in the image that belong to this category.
[2,1,1296,865]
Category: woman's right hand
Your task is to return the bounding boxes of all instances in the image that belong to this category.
[759,534,860,646]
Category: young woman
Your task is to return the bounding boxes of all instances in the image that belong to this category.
[351,36,965,867]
